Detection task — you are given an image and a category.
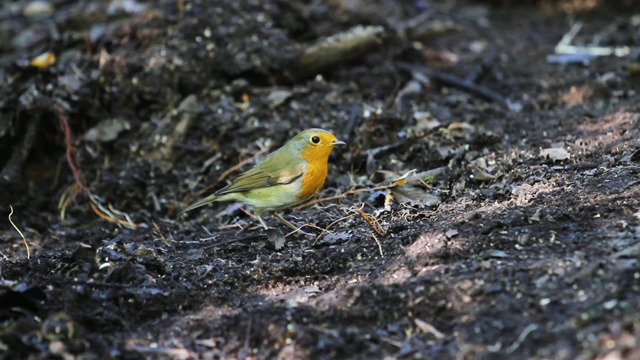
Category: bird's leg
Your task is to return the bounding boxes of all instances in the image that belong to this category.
[273,213,312,236]
[255,215,269,230]
[239,208,269,230]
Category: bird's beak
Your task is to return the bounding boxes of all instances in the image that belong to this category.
[332,139,346,146]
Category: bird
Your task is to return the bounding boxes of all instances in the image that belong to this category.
[179,128,346,230]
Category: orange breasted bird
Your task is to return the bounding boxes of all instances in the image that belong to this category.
[179,129,346,229]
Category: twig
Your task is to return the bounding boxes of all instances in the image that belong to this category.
[9,206,30,259]
[272,213,325,237]
[283,222,326,238]
[87,192,139,228]
[152,220,170,247]
[554,21,630,57]
[370,231,384,257]
[238,319,252,360]
[555,22,583,53]
[58,182,80,220]
[54,100,85,190]
[202,234,264,249]
[355,208,386,237]
[395,61,508,106]
[293,184,390,210]
[126,343,194,358]
[505,324,539,354]
[295,168,434,211]
[70,280,136,288]
[55,100,87,220]
[217,222,248,230]
[313,212,357,244]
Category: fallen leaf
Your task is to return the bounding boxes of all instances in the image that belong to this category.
[391,169,417,186]
[267,229,286,250]
[384,190,393,211]
[267,89,293,108]
[318,231,351,245]
[529,208,542,222]
[441,122,475,139]
[479,249,509,259]
[540,147,570,161]
[30,51,56,68]
[23,0,54,16]
[620,149,640,163]
[611,242,640,259]
[390,186,440,207]
[445,229,459,238]
[414,318,445,339]
[471,166,495,181]
[559,85,591,108]
[304,286,321,294]
[83,118,131,142]
[413,111,441,131]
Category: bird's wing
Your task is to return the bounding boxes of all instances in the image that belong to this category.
[214,149,304,196]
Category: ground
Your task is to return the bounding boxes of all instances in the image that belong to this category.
[1,0,640,359]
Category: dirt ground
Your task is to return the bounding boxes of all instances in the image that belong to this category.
[1,0,640,359]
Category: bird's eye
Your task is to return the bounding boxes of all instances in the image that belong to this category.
[311,136,320,144]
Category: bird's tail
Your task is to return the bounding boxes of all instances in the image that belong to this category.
[178,194,218,215]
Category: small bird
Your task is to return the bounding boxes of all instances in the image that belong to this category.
[179,128,346,229]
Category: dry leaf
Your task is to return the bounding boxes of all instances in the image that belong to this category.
[23,0,54,16]
[83,118,131,142]
[529,208,542,222]
[472,166,495,181]
[391,169,417,186]
[414,318,445,339]
[445,229,459,238]
[318,231,351,245]
[442,122,475,139]
[267,229,286,250]
[384,190,393,211]
[479,249,509,259]
[267,89,292,108]
[390,186,440,207]
[413,111,441,131]
[30,51,56,68]
[540,147,570,161]
[560,85,591,108]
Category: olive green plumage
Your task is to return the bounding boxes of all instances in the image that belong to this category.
[179,129,345,222]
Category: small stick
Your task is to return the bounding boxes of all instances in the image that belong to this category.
[370,231,384,257]
[283,223,326,238]
[554,21,630,57]
[312,212,356,244]
[152,220,171,247]
[395,61,508,106]
[272,213,324,237]
[355,208,386,237]
[505,324,539,354]
[55,100,85,190]
[273,213,299,232]
[88,194,138,228]
[293,184,391,210]
[9,206,30,259]
[239,319,253,360]
[217,222,247,230]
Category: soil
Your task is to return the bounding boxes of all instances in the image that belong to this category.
[1,0,640,359]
